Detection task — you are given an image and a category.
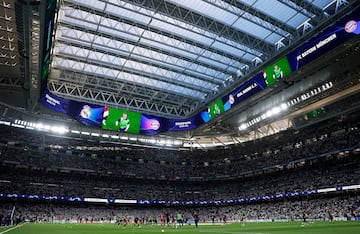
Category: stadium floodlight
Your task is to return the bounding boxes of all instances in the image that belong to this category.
[50,126,68,134]
[0,120,11,126]
[280,103,288,110]
[148,139,156,144]
[239,123,247,130]
[12,124,25,128]
[265,110,273,118]
[271,106,281,115]
[35,123,44,129]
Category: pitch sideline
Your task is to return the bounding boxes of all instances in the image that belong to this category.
[0,225,23,234]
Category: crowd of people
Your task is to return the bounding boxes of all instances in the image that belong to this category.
[0,113,359,180]
[0,152,359,201]
[1,194,359,225]
[0,112,359,225]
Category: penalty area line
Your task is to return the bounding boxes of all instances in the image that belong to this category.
[0,225,23,234]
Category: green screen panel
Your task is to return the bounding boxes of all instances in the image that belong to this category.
[208,99,224,119]
[263,57,292,87]
[102,107,141,134]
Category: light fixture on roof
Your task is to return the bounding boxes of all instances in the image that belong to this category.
[239,123,247,131]
[280,103,288,110]
[271,106,281,115]
[50,126,68,134]
[265,110,273,118]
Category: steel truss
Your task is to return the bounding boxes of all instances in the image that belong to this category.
[0,76,22,88]
[124,0,275,56]
[48,0,355,118]
[0,0,23,89]
[48,80,197,117]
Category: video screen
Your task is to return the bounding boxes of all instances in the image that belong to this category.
[40,89,69,114]
[67,102,105,127]
[140,114,164,135]
[222,73,267,112]
[262,57,292,87]
[102,107,141,134]
[167,116,202,131]
[200,99,224,123]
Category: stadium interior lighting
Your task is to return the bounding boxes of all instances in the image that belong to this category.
[101,134,109,138]
[71,130,80,134]
[81,131,90,135]
[35,123,43,129]
[265,110,273,118]
[158,140,166,146]
[271,106,282,115]
[50,126,68,134]
[12,120,68,135]
[0,120,11,126]
[239,123,247,131]
[239,81,334,131]
[12,124,25,128]
[110,135,119,139]
[280,103,289,110]
[91,133,100,137]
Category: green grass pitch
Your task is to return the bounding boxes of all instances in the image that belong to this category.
[1,222,360,234]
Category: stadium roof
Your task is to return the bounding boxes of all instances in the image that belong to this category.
[0,0,358,148]
[47,0,350,118]
[0,0,24,89]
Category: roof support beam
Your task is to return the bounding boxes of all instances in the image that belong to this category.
[51,68,200,108]
[48,81,196,117]
[220,0,297,36]
[54,40,217,94]
[124,0,275,57]
[61,0,251,68]
[55,24,227,86]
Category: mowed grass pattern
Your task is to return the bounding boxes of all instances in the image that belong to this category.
[2,222,360,234]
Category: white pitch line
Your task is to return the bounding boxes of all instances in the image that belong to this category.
[0,225,23,234]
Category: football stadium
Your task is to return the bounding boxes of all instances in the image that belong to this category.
[0,0,360,233]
